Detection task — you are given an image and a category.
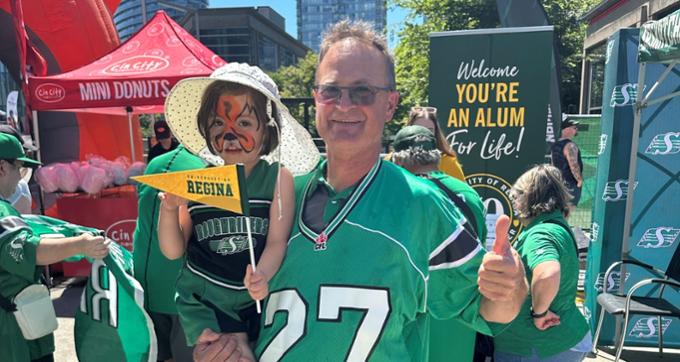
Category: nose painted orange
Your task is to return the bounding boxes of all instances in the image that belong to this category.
[213,94,257,153]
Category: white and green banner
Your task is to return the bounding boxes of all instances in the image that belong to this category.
[75,241,157,361]
[639,9,680,63]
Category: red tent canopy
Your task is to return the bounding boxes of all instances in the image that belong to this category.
[27,11,225,115]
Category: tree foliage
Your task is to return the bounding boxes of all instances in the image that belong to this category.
[268,52,318,135]
[391,0,599,126]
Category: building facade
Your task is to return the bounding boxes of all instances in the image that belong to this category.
[113,0,208,41]
[181,7,309,72]
[297,0,387,52]
[580,0,680,114]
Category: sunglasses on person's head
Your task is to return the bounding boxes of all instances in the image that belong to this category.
[313,84,393,106]
[411,106,437,115]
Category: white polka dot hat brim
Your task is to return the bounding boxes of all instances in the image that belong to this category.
[164,62,320,175]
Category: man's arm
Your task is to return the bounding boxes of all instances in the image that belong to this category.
[563,142,582,187]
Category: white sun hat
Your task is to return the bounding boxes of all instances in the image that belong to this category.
[164,62,320,175]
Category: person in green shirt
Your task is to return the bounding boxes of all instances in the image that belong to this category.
[132,144,205,362]
[0,133,109,362]
[494,164,591,361]
[391,125,489,362]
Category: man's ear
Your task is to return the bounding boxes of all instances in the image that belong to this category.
[385,91,400,123]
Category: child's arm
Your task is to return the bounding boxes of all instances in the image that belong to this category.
[245,167,294,301]
[157,192,192,260]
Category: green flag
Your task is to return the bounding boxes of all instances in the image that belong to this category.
[74,241,157,361]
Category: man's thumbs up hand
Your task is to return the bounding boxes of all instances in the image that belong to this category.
[492,215,511,255]
[478,215,527,303]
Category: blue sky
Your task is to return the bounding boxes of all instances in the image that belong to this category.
[210,1,408,48]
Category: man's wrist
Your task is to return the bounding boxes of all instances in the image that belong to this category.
[530,306,548,318]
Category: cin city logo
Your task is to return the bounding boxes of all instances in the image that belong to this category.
[35,83,66,103]
[102,55,170,75]
[644,132,680,155]
[610,83,637,107]
[629,317,672,338]
[636,227,680,249]
[602,180,637,202]
[105,219,136,251]
[594,271,630,292]
[598,134,608,155]
[591,222,600,242]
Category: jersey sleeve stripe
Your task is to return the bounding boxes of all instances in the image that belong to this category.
[0,215,29,238]
[429,244,482,271]
[428,220,465,259]
[429,225,482,269]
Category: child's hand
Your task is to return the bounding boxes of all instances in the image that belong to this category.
[244,264,269,301]
[158,192,188,211]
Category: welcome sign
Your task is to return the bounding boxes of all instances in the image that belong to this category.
[429,27,553,246]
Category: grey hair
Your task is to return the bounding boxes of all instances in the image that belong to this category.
[392,148,441,171]
[317,19,396,90]
[510,164,572,219]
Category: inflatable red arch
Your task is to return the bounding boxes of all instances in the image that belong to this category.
[0,0,143,163]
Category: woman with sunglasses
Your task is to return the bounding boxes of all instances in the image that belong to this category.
[407,106,465,180]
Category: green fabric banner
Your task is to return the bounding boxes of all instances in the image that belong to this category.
[75,242,157,361]
[625,47,680,347]
[584,28,640,346]
[639,9,680,63]
[429,27,553,249]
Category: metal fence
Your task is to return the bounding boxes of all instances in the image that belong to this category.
[565,115,602,230]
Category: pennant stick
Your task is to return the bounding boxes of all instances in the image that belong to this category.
[245,216,262,314]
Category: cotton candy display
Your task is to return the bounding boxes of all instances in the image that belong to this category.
[80,165,108,194]
[35,156,146,193]
[35,165,59,193]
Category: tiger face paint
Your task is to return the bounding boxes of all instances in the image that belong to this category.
[208,94,263,156]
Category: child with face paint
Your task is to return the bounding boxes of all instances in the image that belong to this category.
[157,66,297,361]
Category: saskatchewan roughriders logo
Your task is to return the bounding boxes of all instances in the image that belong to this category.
[645,132,680,155]
[636,227,680,249]
[209,235,253,255]
[629,317,672,338]
[466,173,522,248]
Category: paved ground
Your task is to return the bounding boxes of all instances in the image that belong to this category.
[50,277,679,362]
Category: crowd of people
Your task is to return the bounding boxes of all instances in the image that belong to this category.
[0,19,591,362]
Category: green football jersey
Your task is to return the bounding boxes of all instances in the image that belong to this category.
[132,145,205,314]
[0,200,54,361]
[255,160,491,361]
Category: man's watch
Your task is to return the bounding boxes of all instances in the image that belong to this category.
[530,307,548,319]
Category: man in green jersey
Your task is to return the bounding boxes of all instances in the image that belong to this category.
[194,20,528,362]
[133,145,205,362]
[0,133,109,362]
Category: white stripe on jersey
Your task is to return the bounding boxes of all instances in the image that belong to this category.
[428,219,466,260]
[186,262,247,290]
[429,244,482,271]
[343,220,426,285]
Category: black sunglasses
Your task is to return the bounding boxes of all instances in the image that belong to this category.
[313,84,392,106]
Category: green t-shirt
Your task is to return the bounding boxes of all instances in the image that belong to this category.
[255,160,499,361]
[0,200,54,361]
[494,210,589,358]
[132,145,205,314]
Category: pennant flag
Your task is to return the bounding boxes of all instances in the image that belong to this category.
[132,164,249,215]
[75,241,157,362]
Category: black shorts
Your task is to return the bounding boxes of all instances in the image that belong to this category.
[149,312,193,362]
